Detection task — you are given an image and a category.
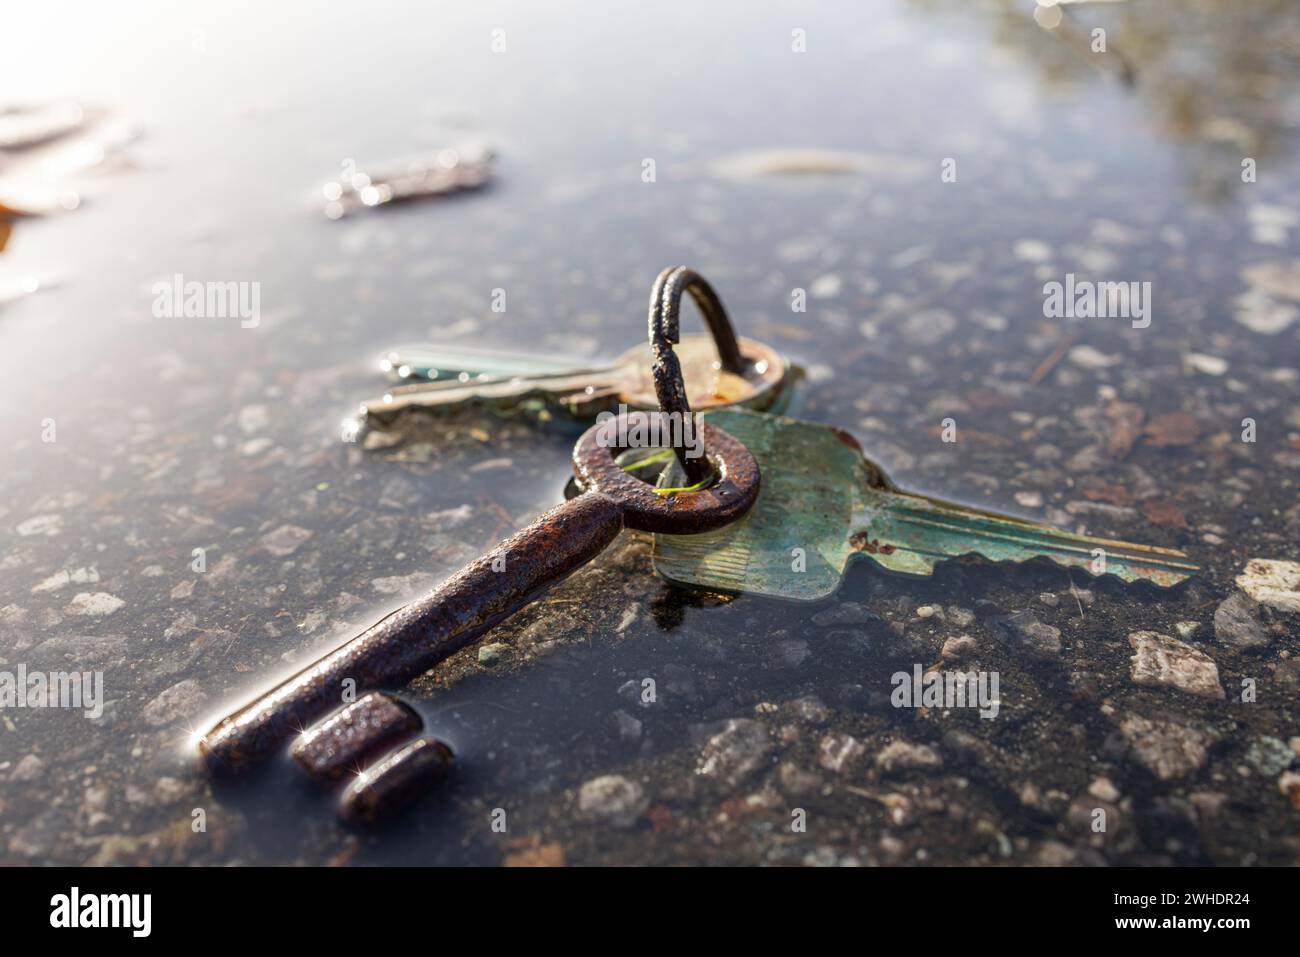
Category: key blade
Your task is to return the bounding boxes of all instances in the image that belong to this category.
[378,343,612,384]
[356,371,623,430]
[854,489,1199,587]
[652,409,1198,601]
[358,334,798,435]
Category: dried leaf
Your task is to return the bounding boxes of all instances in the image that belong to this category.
[754,319,816,342]
[646,804,675,832]
[0,197,40,221]
[1242,260,1300,302]
[1105,400,1146,458]
[1144,411,1200,447]
[503,842,566,867]
[1083,483,1134,507]
[0,100,87,150]
[966,389,1015,411]
[1141,499,1189,529]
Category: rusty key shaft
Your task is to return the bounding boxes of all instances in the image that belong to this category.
[200,492,625,778]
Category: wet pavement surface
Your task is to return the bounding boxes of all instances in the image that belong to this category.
[1,0,1299,865]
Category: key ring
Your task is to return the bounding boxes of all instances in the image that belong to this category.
[648,266,747,484]
[573,412,759,534]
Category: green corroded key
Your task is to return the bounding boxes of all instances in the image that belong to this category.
[651,409,1198,601]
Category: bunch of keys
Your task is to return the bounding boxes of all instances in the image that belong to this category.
[650,408,1198,600]
[200,270,761,821]
[202,265,1198,825]
[351,267,795,440]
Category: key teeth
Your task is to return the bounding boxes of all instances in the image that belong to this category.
[848,548,1198,590]
[658,547,1197,603]
[281,691,457,825]
[655,409,1201,599]
[290,691,424,784]
[338,737,457,826]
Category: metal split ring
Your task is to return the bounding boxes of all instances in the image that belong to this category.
[647,266,747,484]
[572,412,759,535]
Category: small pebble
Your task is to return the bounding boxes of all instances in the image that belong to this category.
[694,719,774,788]
[10,754,45,783]
[777,762,823,797]
[818,733,866,774]
[577,774,648,828]
[1185,353,1227,376]
[1214,591,1271,651]
[1127,630,1225,699]
[1118,715,1213,781]
[999,610,1062,660]
[1087,776,1121,803]
[940,634,977,662]
[1245,736,1296,777]
[1235,558,1300,613]
[611,710,642,741]
[260,524,313,557]
[784,694,830,724]
[876,739,943,774]
[64,592,124,617]
[945,606,975,628]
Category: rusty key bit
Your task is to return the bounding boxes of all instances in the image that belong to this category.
[198,412,759,779]
[290,692,422,783]
[339,737,457,825]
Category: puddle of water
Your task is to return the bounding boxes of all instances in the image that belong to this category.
[1,0,1298,865]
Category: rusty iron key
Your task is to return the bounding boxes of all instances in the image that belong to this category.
[198,410,760,779]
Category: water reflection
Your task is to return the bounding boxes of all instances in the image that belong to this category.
[911,0,1300,198]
